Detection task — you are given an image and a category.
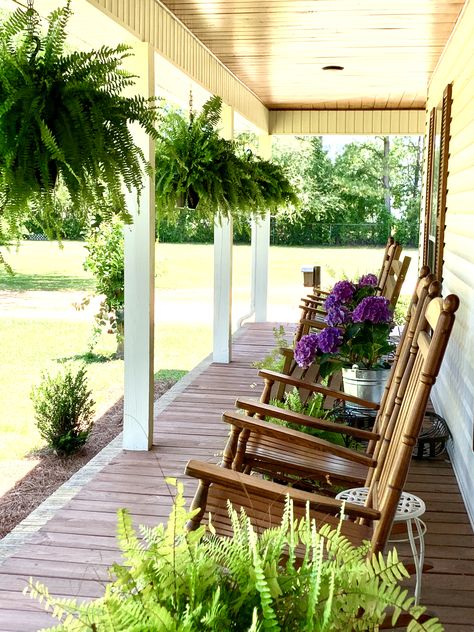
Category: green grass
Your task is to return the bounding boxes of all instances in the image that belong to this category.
[0,240,418,461]
[0,318,212,460]
[0,241,95,291]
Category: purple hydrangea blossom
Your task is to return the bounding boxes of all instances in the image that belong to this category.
[331,280,356,304]
[352,296,392,324]
[317,327,343,354]
[294,333,319,368]
[325,305,350,327]
[323,293,341,311]
[358,273,378,287]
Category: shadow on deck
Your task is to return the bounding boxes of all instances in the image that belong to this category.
[0,323,472,630]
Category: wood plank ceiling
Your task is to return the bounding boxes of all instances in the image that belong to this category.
[160,0,465,110]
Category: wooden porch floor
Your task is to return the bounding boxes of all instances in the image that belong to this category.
[0,323,473,631]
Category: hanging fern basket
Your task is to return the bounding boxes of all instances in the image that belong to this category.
[155,96,298,224]
[0,2,160,244]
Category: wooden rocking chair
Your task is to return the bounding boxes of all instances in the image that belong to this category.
[261,265,432,419]
[221,283,455,496]
[295,238,411,343]
[301,235,399,306]
[184,297,459,562]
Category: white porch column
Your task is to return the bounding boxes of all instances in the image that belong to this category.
[123,43,155,450]
[254,134,272,322]
[213,102,234,363]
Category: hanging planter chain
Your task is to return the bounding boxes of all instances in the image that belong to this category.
[26,0,41,62]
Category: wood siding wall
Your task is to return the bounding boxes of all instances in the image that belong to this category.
[423,0,474,526]
[86,0,269,132]
[269,109,425,135]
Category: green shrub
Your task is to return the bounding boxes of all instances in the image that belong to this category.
[26,480,443,631]
[252,325,288,372]
[30,365,95,455]
[76,219,125,356]
[268,388,352,448]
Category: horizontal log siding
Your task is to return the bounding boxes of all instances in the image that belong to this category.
[86,0,269,132]
[424,0,474,527]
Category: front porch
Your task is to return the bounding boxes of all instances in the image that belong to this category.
[0,323,472,631]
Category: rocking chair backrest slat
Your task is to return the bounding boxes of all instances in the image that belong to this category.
[367,294,459,554]
[367,279,442,477]
[295,241,409,344]
[383,255,412,310]
[377,235,397,287]
[366,272,440,459]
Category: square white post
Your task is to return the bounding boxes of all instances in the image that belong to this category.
[213,102,234,363]
[253,134,272,322]
[123,43,155,450]
[252,213,271,322]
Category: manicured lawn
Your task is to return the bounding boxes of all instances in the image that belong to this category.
[0,240,417,461]
[0,241,95,291]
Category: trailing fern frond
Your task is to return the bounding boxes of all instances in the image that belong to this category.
[27,487,444,631]
[0,2,161,248]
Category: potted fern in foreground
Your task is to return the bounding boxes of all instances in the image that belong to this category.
[26,481,442,631]
[0,1,160,246]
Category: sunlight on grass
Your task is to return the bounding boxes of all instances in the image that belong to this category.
[0,241,95,291]
[0,241,418,461]
[0,316,211,460]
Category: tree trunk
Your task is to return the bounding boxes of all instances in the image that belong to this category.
[382,136,391,216]
[115,310,124,359]
[412,136,423,200]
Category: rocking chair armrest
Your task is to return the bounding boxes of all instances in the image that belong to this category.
[300,296,325,306]
[298,304,326,316]
[223,410,377,468]
[298,318,327,331]
[257,369,380,411]
[279,347,295,360]
[185,460,381,522]
[307,289,330,298]
[235,397,380,442]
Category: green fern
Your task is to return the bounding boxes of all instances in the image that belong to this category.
[25,484,444,631]
[267,387,356,450]
[0,2,160,247]
[155,96,298,225]
[252,325,288,372]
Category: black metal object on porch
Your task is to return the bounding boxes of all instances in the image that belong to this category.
[413,411,450,459]
[331,404,450,459]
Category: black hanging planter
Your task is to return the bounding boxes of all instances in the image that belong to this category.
[176,189,199,210]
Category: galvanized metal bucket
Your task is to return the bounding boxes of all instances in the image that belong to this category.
[342,366,391,411]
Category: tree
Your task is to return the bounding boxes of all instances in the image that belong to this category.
[271,137,343,244]
[390,136,423,246]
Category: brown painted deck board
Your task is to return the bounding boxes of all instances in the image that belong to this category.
[0,322,473,630]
